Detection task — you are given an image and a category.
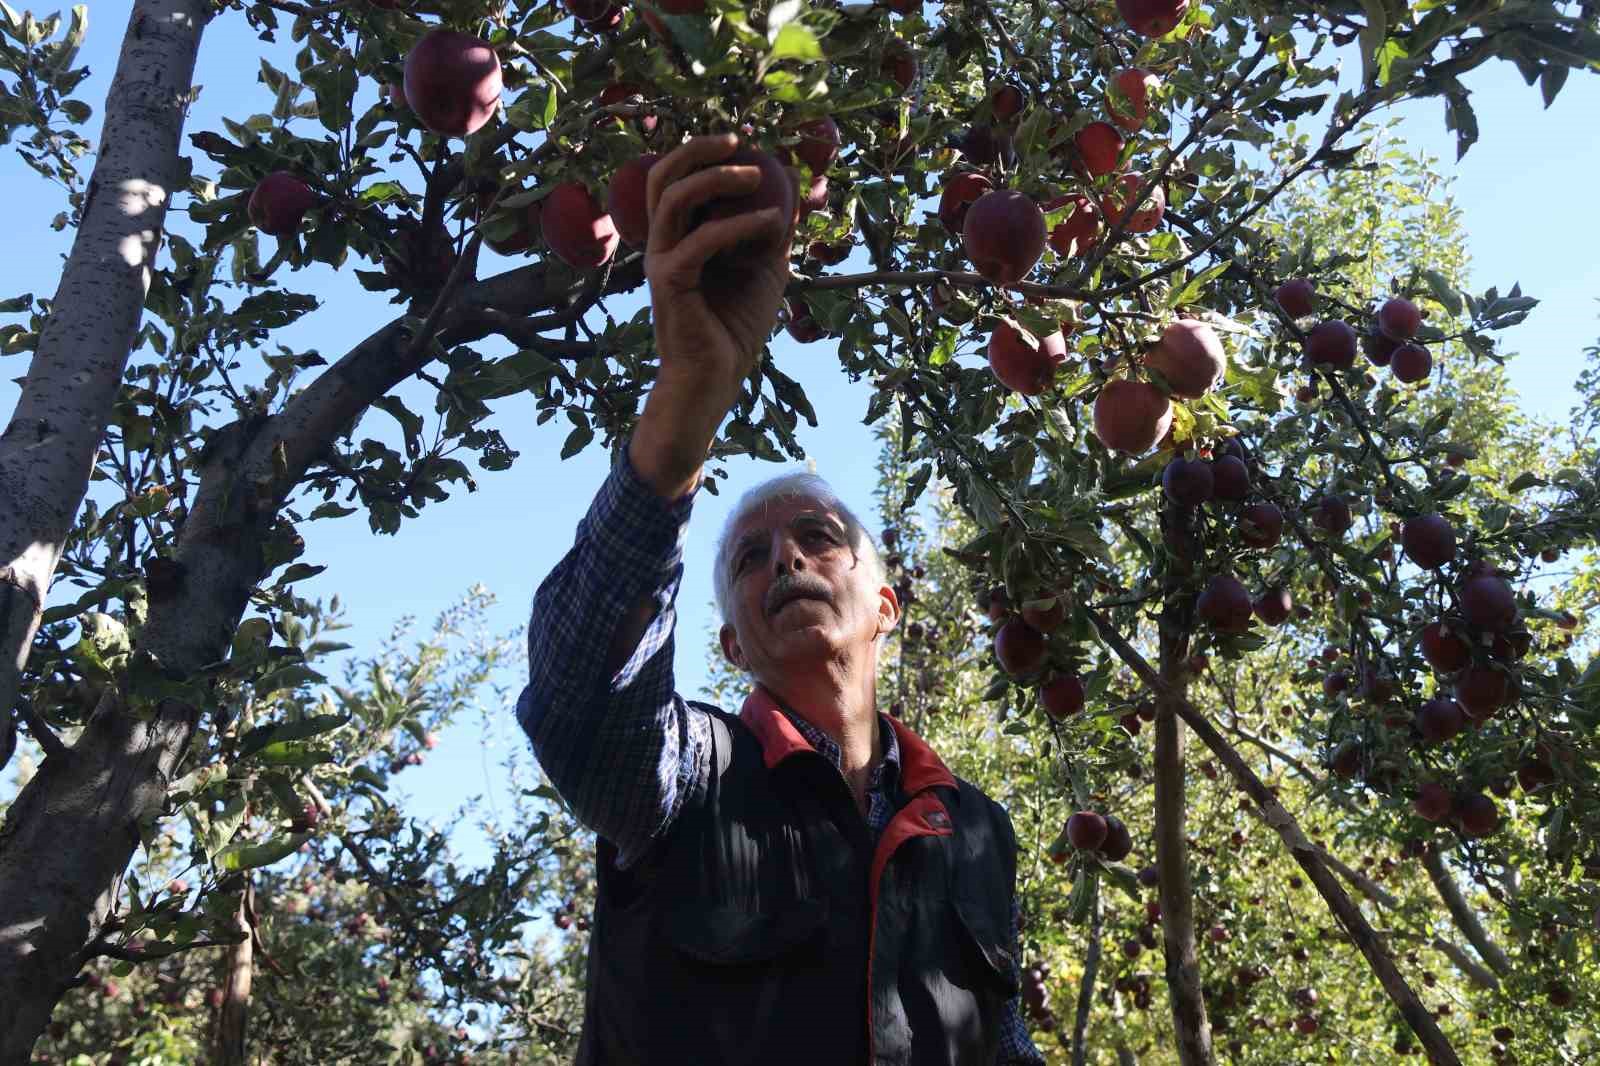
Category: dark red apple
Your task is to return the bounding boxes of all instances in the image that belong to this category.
[1238,502,1283,548]
[797,173,828,218]
[963,190,1047,284]
[248,172,316,237]
[1455,665,1509,720]
[1067,811,1108,851]
[882,39,918,91]
[1041,673,1085,719]
[1106,67,1158,131]
[605,153,660,249]
[1313,495,1353,536]
[596,82,657,134]
[1455,792,1499,838]
[1210,455,1250,500]
[1420,621,1469,672]
[1100,816,1133,861]
[1253,587,1292,626]
[1116,0,1190,36]
[1415,697,1464,744]
[792,116,840,174]
[1198,574,1253,633]
[959,125,1015,167]
[995,618,1048,676]
[1390,342,1431,383]
[1044,193,1101,256]
[1162,456,1214,507]
[990,81,1027,122]
[1074,121,1124,177]
[692,147,796,282]
[938,172,994,234]
[785,297,824,343]
[1275,279,1315,318]
[542,182,619,269]
[1305,319,1358,369]
[1144,319,1226,398]
[1459,573,1516,631]
[988,320,1066,395]
[1094,379,1173,454]
[1401,514,1456,569]
[1021,595,1067,632]
[403,30,503,138]
[1101,173,1165,232]
[1377,296,1421,340]
[1329,741,1361,778]
[1363,329,1399,367]
[1413,781,1453,822]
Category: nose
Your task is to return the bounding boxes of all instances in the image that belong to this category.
[772,529,808,577]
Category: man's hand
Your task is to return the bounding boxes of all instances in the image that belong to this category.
[629,134,796,501]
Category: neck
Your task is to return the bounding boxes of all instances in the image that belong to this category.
[762,649,881,805]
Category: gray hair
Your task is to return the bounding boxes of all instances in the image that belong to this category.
[712,472,887,629]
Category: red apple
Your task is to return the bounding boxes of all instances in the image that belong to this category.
[793,116,840,174]
[605,153,660,249]
[990,82,1027,122]
[692,147,796,281]
[1454,792,1499,837]
[596,82,657,134]
[989,320,1067,395]
[1021,595,1067,632]
[1100,816,1133,861]
[1415,698,1464,744]
[963,190,1047,284]
[1238,502,1283,549]
[1305,319,1358,369]
[403,30,503,138]
[1198,574,1253,633]
[542,182,619,269]
[995,618,1048,676]
[1044,193,1101,256]
[798,173,829,218]
[1363,330,1400,367]
[1420,621,1469,672]
[1094,379,1173,454]
[1067,811,1109,851]
[1459,573,1516,631]
[1455,665,1509,720]
[1041,673,1086,719]
[959,125,1015,167]
[1253,587,1292,626]
[1401,514,1456,569]
[1390,342,1431,383]
[1115,0,1190,36]
[1074,121,1124,177]
[1313,495,1353,536]
[1100,173,1165,232]
[1377,296,1421,340]
[938,172,994,234]
[1413,781,1453,822]
[248,172,316,237]
[1210,455,1250,500]
[1106,67,1158,131]
[1162,456,1214,507]
[1329,741,1361,778]
[882,39,918,91]
[1275,279,1315,318]
[1144,319,1226,398]
[784,297,824,343]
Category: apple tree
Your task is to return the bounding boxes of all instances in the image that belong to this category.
[3,0,1600,1061]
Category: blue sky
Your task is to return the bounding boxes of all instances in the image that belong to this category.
[4,10,1597,855]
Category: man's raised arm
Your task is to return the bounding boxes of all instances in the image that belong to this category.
[515,133,795,869]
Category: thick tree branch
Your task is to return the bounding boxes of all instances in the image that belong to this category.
[1071,877,1102,1066]
[1421,846,1511,976]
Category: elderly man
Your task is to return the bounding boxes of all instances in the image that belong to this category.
[517,134,1043,1065]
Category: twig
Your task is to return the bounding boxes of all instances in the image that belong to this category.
[16,699,69,761]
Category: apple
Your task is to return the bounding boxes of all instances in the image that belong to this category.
[791,116,840,174]
[1455,665,1509,720]
[1415,698,1464,744]
[1137,864,1160,887]
[798,173,829,218]
[1253,587,1292,626]
[1275,278,1315,318]
[1460,573,1516,631]
[248,172,316,237]
[785,297,825,343]
[990,82,1027,122]
[983,586,1010,622]
[1209,924,1231,944]
[1385,340,1431,385]
[1116,0,1189,36]
[808,239,852,265]
[1106,67,1158,130]
[563,0,612,17]
[1329,741,1361,778]
[995,618,1048,676]
[1305,319,1358,369]
[1162,456,1214,507]
[1120,711,1143,736]
[1239,502,1283,548]
[959,125,1015,167]
[962,190,1047,284]
[542,182,619,269]
[1144,319,1226,398]
[987,320,1066,395]
[1198,574,1253,633]
[882,39,918,91]
[1210,455,1250,500]
[477,183,542,254]
[1041,673,1086,719]
[1516,757,1556,792]
[1313,494,1353,536]
[403,30,503,138]
[385,216,457,291]
[1454,791,1499,837]
[1094,379,1173,454]
[1401,514,1456,569]
[604,153,660,249]
[938,172,994,234]
[580,3,625,31]
[1363,329,1400,366]
[1377,296,1421,340]
[1067,811,1108,851]
[1100,172,1165,232]
[1322,670,1350,698]
[596,81,657,134]
[1021,595,1067,632]
[1420,621,1469,672]
[1044,193,1101,256]
[692,147,796,282]
[554,911,573,930]
[1100,816,1133,861]
[1074,121,1124,177]
[1546,982,1574,1009]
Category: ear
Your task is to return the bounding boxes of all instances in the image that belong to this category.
[876,581,901,638]
[719,623,747,669]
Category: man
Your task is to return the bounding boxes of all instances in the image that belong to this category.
[516,134,1044,1065]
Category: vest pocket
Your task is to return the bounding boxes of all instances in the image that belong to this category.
[952,894,1021,998]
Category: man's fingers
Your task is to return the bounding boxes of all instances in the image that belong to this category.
[649,164,764,252]
[655,207,790,285]
[646,133,740,237]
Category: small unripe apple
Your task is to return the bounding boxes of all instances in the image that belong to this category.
[1305,320,1358,369]
[1144,319,1226,398]
[1197,574,1253,633]
[995,618,1048,676]
[1377,296,1422,340]
[1074,121,1124,177]
[963,190,1047,284]
[1094,379,1172,454]
[403,30,503,138]
[1041,673,1086,719]
[1238,502,1283,548]
[1401,514,1456,569]
[1389,342,1431,383]
[1274,278,1315,318]
[1162,456,1214,508]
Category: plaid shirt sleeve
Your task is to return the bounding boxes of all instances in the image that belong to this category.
[514,440,714,871]
[997,892,1046,1064]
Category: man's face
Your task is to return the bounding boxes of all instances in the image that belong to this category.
[718,495,898,678]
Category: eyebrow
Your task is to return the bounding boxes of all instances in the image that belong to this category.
[729,513,845,573]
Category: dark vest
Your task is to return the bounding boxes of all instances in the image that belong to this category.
[574,686,1020,1066]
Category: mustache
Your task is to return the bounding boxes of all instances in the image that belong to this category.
[767,573,832,616]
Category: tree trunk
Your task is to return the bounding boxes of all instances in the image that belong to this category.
[213,880,254,1066]
[1152,604,1211,1066]
[0,0,211,759]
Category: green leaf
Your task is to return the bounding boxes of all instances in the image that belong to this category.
[1168,261,1231,308]
[770,23,823,62]
[1356,0,1387,86]
[237,713,349,760]
[1506,472,1546,494]
[218,832,310,871]
[1420,269,1462,317]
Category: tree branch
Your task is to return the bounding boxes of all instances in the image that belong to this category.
[1071,876,1102,1066]
[1421,846,1511,976]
